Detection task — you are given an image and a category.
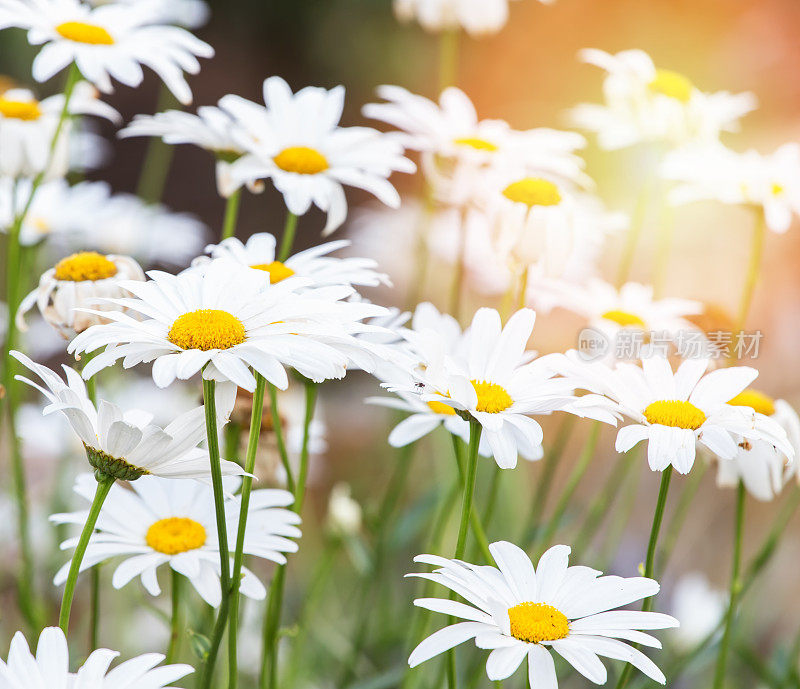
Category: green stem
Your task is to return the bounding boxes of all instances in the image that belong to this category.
[278,211,299,262]
[58,474,114,633]
[293,381,318,515]
[228,374,266,689]
[166,568,182,664]
[656,460,707,571]
[454,422,482,559]
[438,28,459,90]
[267,383,295,494]
[613,466,672,689]
[712,480,746,689]
[517,266,529,310]
[220,189,242,242]
[198,378,232,689]
[135,83,180,204]
[89,566,101,649]
[450,434,491,563]
[535,422,600,554]
[449,208,468,322]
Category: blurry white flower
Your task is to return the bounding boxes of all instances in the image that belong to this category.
[393,0,552,36]
[53,473,300,606]
[663,143,800,233]
[408,541,677,687]
[326,483,362,536]
[0,627,193,689]
[0,0,214,104]
[570,49,756,150]
[221,77,415,235]
[17,251,145,337]
[669,573,725,651]
[88,0,210,29]
[198,233,390,290]
[0,81,118,178]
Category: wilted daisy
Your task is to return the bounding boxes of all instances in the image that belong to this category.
[0,626,193,689]
[119,105,251,197]
[669,573,725,651]
[714,388,800,501]
[0,0,214,104]
[570,48,756,150]
[663,142,800,233]
[408,541,677,687]
[0,81,118,178]
[12,351,244,480]
[52,473,301,606]
[68,258,388,392]
[221,76,415,235]
[16,251,145,337]
[198,233,390,290]
[393,0,552,36]
[553,353,793,474]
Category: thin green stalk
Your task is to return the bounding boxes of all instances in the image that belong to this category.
[58,474,114,633]
[294,381,318,515]
[135,84,180,204]
[89,567,101,649]
[713,480,746,689]
[613,466,673,689]
[482,465,503,536]
[534,422,601,554]
[198,378,232,689]
[228,374,267,689]
[278,211,299,262]
[517,266,529,310]
[267,383,295,494]
[449,207,468,321]
[166,568,182,664]
[220,189,242,241]
[656,460,708,571]
[439,28,459,90]
[450,434,491,563]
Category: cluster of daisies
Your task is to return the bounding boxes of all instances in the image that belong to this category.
[0,1,798,689]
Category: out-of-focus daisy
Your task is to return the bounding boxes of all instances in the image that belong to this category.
[570,49,756,150]
[553,353,793,474]
[663,143,800,233]
[325,482,362,537]
[393,308,618,468]
[714,389,800,501]
[198,233,390,290]
[0,0,214,105]
[16,251,145,338]
[52,473,300,606]
[408,541,677,687]
[68,258,388,392]
[88,0,210,29]
[221,76,415,235]
[0,626,193,689]
[393,0,552,36]
[0,81,118,178]
[12,351,244,480]
[119,105,252,197]
[669,573,725,651]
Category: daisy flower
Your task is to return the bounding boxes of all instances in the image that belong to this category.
[52,473,301,606]
[669,573,725,651]
[393,0,552,36]
[569,48,756,150]
[119,105,252,197]
[714,388,800,501]
[408,541,678,687]
[325,482,362,537]
[12,350,245,480]
[0,0,214,105]
[0,626,192,689]
[67,258,389,393]
[88,0,210,29]
[220,76,415,235]
[663,142,800,233]
[16,250,145,338]
[197,232,390,290]
[392,307,618,469]
[553,353,793,474]
[0,81,119,178]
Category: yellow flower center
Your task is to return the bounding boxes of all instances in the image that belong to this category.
[428,400,456,416]
[728,388,776,417]
[0,97,42,121]
[648,69,694,103]
[453,136,499,152]
[167,309,247,351]
[53,252,117,282]
[644,400,706,430]
[508,602,570,644]
[601,309,646,328]
[502,178,562,208]
[251,260,296,283]
[145,517,206,555]
[772,182,784,197]
[55,21,115,45]
[472,380,513,413]
[273,146,329,175]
